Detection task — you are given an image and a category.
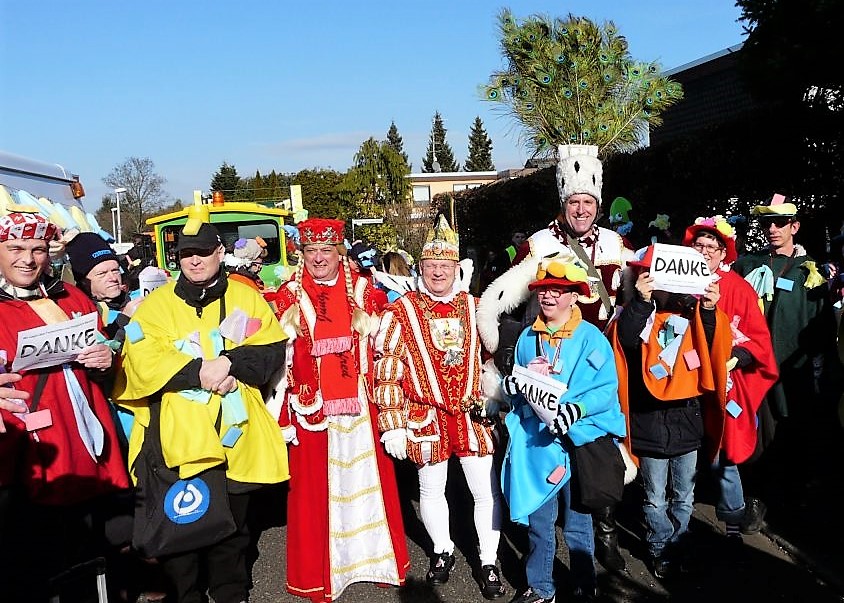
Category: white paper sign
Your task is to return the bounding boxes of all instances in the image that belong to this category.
[512,364,568,427]
[649,243,714,295]
[12,312,99,371]
[138,267,169,297]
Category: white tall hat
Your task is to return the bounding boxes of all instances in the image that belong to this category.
[556,144,603,205]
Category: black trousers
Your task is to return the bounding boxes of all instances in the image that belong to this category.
[160,491,252,603]
[3,488,111,603]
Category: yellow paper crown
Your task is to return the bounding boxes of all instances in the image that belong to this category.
[535,258,589,284]
[752,193,797,217]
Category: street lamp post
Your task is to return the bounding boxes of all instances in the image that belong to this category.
[113,187,127,245]
[110,207,117,239]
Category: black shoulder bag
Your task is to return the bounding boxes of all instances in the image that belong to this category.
[131,295,236,558]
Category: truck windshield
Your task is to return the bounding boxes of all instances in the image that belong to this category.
[161,220,281,271]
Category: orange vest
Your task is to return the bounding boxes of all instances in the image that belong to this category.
[609,305,732,464]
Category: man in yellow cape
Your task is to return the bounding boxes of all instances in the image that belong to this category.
[113,221,289,603]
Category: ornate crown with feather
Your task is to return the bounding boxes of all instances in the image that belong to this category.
[421,214,460,262]
[481,10,684,158]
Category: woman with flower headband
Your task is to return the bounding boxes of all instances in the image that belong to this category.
[501,256,626,603]
[682,216,779,553]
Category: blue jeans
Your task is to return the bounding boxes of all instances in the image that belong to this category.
[525,480,595,598]
[639,451,697,558]
[712,453,746,524]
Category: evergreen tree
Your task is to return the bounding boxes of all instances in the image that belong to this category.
[386,121,409,165]
[340,137,413,251]
[341,137,410,207]
[210,162,241,201]
[464,116,495,171]
[292,168,347,221]
[422,111,460,172]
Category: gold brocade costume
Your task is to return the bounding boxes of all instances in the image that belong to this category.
[374,291,495,466]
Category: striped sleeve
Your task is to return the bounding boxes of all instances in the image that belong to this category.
[373,308,408,432]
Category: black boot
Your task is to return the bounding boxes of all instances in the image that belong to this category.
[593,505,626,571]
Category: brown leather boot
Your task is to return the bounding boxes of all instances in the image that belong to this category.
[593,505,626,571]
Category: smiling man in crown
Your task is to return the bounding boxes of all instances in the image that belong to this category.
[374,214,507,600]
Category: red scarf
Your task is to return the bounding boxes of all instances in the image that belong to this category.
[302,274,360,415]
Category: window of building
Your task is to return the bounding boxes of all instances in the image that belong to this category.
[453,183,482,192]
[413,185,431,205]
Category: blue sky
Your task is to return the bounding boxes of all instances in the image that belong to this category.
[0,1,745,210]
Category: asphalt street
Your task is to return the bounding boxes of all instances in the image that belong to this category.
[245,459,844,603]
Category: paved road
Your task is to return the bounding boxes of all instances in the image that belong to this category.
[245,460,844,603]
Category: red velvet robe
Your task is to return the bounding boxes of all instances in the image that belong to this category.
[267,270,409,602]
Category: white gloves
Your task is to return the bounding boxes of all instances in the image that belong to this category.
[381,428,408,460]
[549,403,583,437]
[479,359,506,418]
[281,424,299,446]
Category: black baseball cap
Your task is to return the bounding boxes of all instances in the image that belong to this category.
[174,222,223,252]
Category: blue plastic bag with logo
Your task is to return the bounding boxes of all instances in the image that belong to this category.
[131,403,236,558]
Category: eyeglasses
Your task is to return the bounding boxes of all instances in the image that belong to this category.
[692,242,724,253]
[178,247,217,259]
[760,217,794,228]
[536,288,572,298]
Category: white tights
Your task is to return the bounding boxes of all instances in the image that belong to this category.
[417,454,503,566]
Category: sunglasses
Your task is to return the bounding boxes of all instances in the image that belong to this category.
[759,217,794,228]
[178,247,218,259]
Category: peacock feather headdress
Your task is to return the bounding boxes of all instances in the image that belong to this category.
[481,9,684,158]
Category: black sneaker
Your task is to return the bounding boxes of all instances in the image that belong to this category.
[478,564,506,599]
[426,551,456,584]
[649,555,674,580]
[740,497,767,535]
[572,586,599,602]
[512,587,556,603]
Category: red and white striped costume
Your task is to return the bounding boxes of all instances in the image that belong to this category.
[374,290,495,465]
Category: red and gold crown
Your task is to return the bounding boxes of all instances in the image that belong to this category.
[299,218,345,246]
[420,214,460,262]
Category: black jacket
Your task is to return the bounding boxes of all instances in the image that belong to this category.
[618,296,716,458]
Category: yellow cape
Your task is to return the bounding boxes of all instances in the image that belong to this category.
[113,280,289,484]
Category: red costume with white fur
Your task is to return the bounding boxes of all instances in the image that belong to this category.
[266,219,408,603]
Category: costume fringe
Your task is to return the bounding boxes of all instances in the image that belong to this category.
[311,335,353,356]
[323,396,362,416]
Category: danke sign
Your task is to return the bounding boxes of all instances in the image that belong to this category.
[12,312,99,371]
[649,243,714,295]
